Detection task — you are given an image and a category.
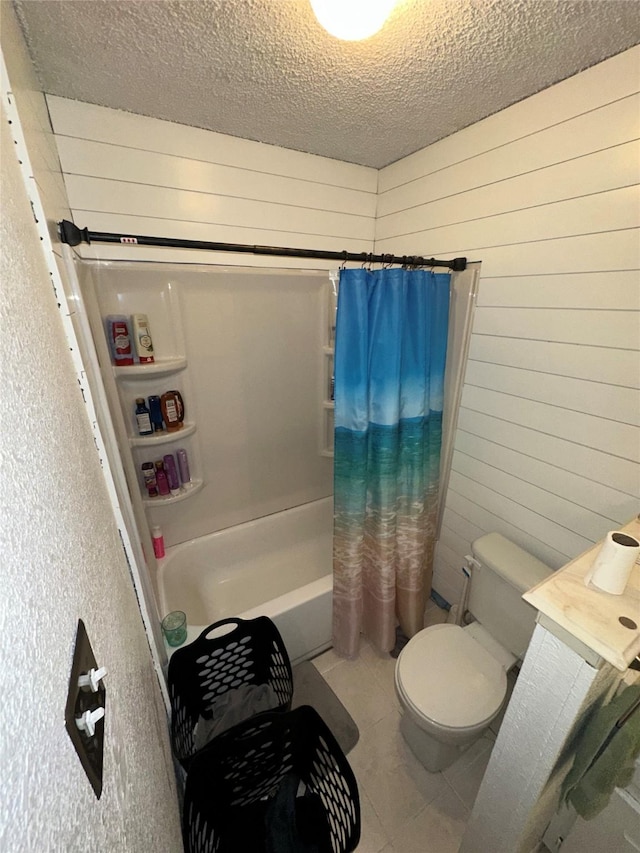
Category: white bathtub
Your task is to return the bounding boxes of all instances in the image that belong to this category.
[157,497,333,664]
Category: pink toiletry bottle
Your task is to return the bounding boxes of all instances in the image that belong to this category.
[155,461,170,496]
[151,525,165,559]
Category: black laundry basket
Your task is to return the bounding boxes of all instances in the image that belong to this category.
[182,705,361,853]
[167,616,294,769]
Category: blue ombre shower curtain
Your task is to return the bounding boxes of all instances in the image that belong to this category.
[332,267,450,658]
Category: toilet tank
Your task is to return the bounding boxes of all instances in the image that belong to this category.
[468,533,552,660]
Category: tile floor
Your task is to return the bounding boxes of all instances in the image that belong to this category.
[312,602,517,853]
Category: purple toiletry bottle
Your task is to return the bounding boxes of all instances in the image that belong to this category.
[176,448,191,486]
[163,454,181,496]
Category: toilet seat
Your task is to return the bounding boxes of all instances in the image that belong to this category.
[396,623,507,730]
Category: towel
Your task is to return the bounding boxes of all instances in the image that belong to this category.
[561,681,640,820]
[264,772,331,853]
[193,682,279,750]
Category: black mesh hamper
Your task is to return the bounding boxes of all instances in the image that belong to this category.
[182,705,361,853]
[167,617,294,769]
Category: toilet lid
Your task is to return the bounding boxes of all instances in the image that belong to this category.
[397,623,506,729]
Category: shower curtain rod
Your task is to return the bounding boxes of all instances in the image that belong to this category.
[58,220,467,271]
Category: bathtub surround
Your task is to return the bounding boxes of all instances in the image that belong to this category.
[78,261,334,549]
[333,268,451,657]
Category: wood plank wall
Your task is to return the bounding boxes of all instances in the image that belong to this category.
[377,47,640,605]
[46,96,377,268]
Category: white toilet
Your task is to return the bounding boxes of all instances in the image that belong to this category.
[395,532,552,772]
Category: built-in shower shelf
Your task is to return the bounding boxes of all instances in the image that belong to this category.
[142,478,204,506]
[129,422,197,447]
[321,289,336,458]
[113,356,187,380]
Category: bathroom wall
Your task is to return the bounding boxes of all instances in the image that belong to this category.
[45,47,639,607]
[45,95,377,268]
[1,7,182,850]
[376,46,640,605]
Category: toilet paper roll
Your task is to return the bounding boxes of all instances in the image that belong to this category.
[584,531,640,595]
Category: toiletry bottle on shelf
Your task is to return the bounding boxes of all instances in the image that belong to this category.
[151,525,165,559]
[141,462,158,498]
[148,395,164,432]
[160,390,184,432]
[105,315,134,366]
[155,461,170,496]
[163,454,181,496]
[131,313,155,363]
[176,448,191,486]
[135,398,154,436]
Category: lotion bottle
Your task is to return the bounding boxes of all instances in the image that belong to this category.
[132,313,155,363]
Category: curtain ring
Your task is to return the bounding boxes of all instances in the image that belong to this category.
[340,250,348,270]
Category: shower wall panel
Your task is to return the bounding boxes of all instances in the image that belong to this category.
[83,262,333,548]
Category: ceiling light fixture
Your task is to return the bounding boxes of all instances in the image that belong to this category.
[310,0,397,41]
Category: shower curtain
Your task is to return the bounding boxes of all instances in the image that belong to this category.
[332,267,450,658]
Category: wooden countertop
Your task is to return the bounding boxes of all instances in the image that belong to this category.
[523,516,640,672]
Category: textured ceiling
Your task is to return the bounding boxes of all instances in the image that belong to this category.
[14,0,640,168]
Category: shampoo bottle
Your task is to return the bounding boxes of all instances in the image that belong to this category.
[131,313,155,363]
[135,398,154,436]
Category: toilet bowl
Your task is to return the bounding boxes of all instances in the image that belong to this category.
[395,621,512,772]
[393,532,553,773]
